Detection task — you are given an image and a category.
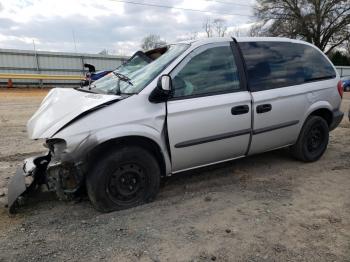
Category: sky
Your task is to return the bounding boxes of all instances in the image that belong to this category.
[0,0,256,55]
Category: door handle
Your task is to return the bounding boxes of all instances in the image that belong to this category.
[256,104,272,114]
[231,105,249,115]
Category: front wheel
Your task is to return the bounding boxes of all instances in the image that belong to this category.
[290,116,329,162]
[86,146,160,212]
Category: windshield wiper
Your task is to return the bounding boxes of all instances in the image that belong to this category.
[113,72,133,86]
[112,71,133,96]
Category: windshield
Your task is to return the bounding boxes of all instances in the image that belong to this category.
[92,44,189,95]
[116,52,151,75]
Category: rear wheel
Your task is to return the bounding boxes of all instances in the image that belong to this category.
[290,116,329,162]
[86,146,160,212]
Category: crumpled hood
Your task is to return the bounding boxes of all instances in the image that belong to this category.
[27,88,120,139]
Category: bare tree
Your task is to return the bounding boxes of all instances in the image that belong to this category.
[213,18,227,37]
[346,41,350,57]
[202,18,228,37]
[228,26,243,38]
[98,49,109,55]
[203,18,213,38]
[249,22,265,37]
[254,0,350,54]
[141,34,166,51]
[188,31,199,40]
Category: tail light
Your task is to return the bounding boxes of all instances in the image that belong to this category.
[337,80,343,98]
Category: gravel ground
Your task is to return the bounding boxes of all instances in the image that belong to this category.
[0,89,349,262]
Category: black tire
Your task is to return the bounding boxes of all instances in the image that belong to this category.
[290,116,329,162]
[86,146,160,212]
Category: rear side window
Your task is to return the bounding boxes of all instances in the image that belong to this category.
[239,42,336,91]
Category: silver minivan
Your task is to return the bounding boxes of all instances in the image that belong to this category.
[8,37,344,213]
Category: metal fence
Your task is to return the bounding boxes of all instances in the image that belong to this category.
[336,66,350,78]
[0,48,128,87]
[0,47,349,88]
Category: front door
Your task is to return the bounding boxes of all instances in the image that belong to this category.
[166,42,251,172]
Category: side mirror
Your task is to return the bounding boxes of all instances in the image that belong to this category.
[160,75,171,91]
[149,75,172,103]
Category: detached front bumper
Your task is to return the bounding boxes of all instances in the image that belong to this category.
[7,153,84,213]
[7,154,50,213]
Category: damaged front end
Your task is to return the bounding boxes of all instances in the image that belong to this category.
[8,154,50,213]
[7,88,123,213]
[8,139,86,213]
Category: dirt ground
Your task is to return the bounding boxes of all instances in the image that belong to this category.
[0,88,349,262]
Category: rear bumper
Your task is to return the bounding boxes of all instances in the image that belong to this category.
[330,110,344,131]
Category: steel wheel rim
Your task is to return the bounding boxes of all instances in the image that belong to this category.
[306,123,325,153]
[107,163,146,204]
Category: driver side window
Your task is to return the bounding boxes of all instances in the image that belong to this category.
[171,44,241,98]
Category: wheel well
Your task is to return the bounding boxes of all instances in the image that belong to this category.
[87,136,166,176]
[309,108,332,127]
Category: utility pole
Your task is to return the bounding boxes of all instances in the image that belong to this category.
[32,40,43,88]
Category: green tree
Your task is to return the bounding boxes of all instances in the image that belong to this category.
[330,51,350,66]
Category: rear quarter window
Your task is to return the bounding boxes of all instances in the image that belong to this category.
[239,41,336,92]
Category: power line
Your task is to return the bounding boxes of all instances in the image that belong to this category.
[111,0,255,17]
[205,0,254,8]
